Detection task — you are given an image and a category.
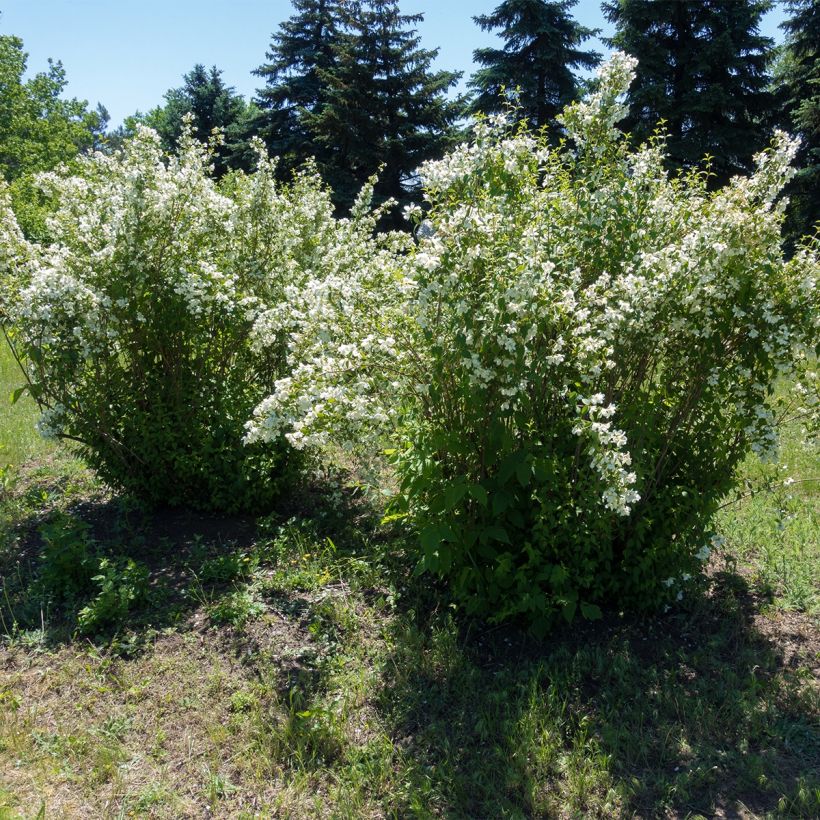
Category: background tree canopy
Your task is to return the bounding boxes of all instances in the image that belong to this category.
[776,0,819,246]
[256,0,462,219]
[603,0,775,186]
[469,0,600,134]
[0,1,816,241]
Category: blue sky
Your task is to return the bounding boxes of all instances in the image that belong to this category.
[2,1,787,127]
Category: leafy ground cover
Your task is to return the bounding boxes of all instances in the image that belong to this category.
[0,341,817,819]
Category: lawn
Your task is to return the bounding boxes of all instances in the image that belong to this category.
[0,339,53,471]
[0,340,817,819]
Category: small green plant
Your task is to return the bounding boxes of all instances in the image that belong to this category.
[0,459,16,496]
[76,557,150,635]
[38,513,96,604]
[259,520,337,593]
[199,551,258,585]
[228,690,258,714]
[208,587,266,626]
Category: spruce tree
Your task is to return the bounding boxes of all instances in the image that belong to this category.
[603,0,775,185]
[303,0,463,218]
[253,0,341,177]
[142,65,254,175]
[778,0,819,243]
[468,0,600,133]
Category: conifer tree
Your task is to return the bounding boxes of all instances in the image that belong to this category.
[303,0,462,218]
[468,0,600,133]
[142,65,254,176]
[604,0,775,185]
[778,0,819,243]
[253,0,341,177]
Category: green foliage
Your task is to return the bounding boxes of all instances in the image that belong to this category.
[136,64,257,176]
[0,133,290,511]
[0,338,52,468]
[0,128,364,511]
[257,0,462,218]
[252,55,819,632]
[38,512,96,604]
[254,0,342,180]
[199,551,258,585]
[469,0,600,132]
[0,35,103,182]
[33,512,150,635]
[603,0,776,186]
[0,35,106,239]
[777,0,820,247]
[395,108,815,631]
[207,588,266,626]
[716,389,819,614]
[261,520,337,593]
[76,557,150,635]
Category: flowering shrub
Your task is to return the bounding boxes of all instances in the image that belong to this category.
[0,125,389,511]
[247,53,818,631]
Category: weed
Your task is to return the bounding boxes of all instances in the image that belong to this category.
[208,587,266,626]
[76,557,150,635]
[199,550,258,585]
[38,513,96,604]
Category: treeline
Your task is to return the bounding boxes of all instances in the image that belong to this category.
[1,0,818,240]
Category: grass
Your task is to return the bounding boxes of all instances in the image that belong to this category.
[716,405,819,615]
[0,352,817,817]
[0,340,53,470]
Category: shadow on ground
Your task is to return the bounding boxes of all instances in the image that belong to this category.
[0,463,379,651]
[377,570,820,818]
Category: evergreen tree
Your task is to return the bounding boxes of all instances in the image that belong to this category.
[305,0,463,217]
[778,0,819,243]
[142,65,255,175]
[603,0,775,185]
[468,0,600,133]
[253,0,342,177]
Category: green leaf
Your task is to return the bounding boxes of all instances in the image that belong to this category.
[499,451,524,483]
[420,525,443,555]
[580,602,602,621]
[561,599,577,623]
[516,460,531,487]
[420,523,454,556]
[492,490,513,516]
[484,525,510,544]
[444,481,468,510]
[550,565,568,587]
[468,484,488,506]
[533,459,552,482]
[10,386,27,405]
